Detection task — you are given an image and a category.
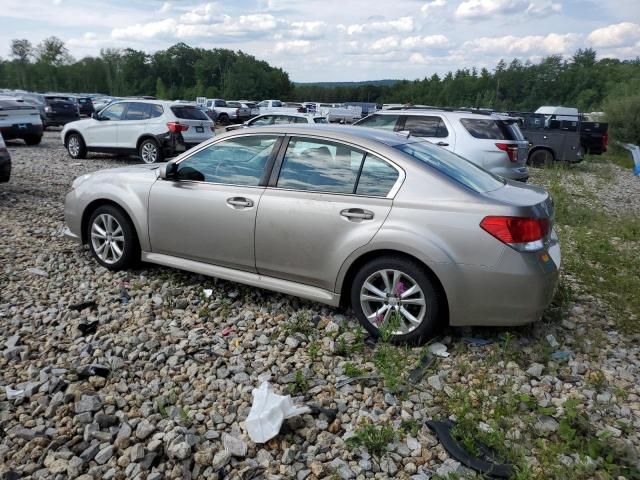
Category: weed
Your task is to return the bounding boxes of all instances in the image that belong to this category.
[307,340,321,362]
[286,370,309,395]
[282,310,314,336]
[373,343,405,393]
[346,421,396,457]
[197,306,208,318]
[399,419,420,437]
[343,362,365,377]
[178,406,192,426]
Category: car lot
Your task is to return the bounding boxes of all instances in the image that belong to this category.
[1,131,639,479]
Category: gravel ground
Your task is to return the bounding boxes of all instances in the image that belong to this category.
[1,132,639,479]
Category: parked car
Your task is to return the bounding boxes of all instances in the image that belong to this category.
[237,101,260,117]
[355,108,529,181]
[16,93,47,125]
[61,100,214,162]
[0,96,44,145]
[0,134,11,182]
[534,106,608,156]
[225,113,328,131]
[257,100,284,109]
[43,95,81,128]
[76,97,95,117]
[225,101,252,122]
[63,125,560,344]
[93,97,116,111]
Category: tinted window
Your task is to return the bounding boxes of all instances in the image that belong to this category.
[214,100,226,107]
[272,101,283,107]
[314,117,328,124]
[171,106,209,121]
[251,115,274,126]
[277,137,364,194]
[176,135,278,185]
[227,101,240,108]
[149,104,164,118]
[402,116,448,138]
[460,119,517,140]
[293,116,308,124]
[395,141,504,193]
[124,102,149,121]
[100,103,126,120]
[274,115,294,124]
[356,114,399,131]
[356,155,399,197]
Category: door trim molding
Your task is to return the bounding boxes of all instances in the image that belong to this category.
[142,252,340,306]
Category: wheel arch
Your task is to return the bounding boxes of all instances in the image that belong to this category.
[80,199,142,250]
[338,249,450,326]
[64,129,84,146]
[136,134,160,151]
[528,146,556,162]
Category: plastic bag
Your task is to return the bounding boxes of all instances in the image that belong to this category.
[245,381,310,443]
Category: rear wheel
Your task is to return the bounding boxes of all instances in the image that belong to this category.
[350,256,443,344]
[24,135,42,146]
[139,138,163,164]
[218,114,230,126]
[67,133,87,159]
[87,205,139,270]
[528,149,554,168]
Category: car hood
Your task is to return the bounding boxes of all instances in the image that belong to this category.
[73,164,160,189]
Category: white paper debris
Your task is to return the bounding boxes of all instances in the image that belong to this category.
[203,289,213,298]
[428,342,449,357]
[6,386,25,400]
[246,381,310,443]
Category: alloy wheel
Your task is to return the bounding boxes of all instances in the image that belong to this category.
[141,142,158,163]
[68,136,80,157]
[90,214,125,264]
[359,269,426,335]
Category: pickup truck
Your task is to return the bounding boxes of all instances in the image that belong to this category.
[205,99,249,125]
[534,106,608,156]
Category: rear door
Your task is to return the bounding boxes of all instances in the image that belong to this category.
[398,115,455,150]
[255,136,400,291]
[169,105,214,145]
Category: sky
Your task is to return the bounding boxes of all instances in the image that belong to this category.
[0,0,638,82]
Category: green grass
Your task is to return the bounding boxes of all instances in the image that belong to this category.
[343,362,365,377]
[346,421,396,457]
[286,369,309,395]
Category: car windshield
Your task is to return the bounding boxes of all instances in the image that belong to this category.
[170,106,210,120]
[395,140,505,193]
[314,117,328,123]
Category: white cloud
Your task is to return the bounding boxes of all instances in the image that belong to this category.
[462,32,581,55]
[274,39,313,54]
[159,2,172,14]
[526,0,561,17]
[455,0,560,19]
[401,34,450,49]
[587,22,640,48]
[421,0,446,14]
[289,21,326,39]
[343,16,414,35]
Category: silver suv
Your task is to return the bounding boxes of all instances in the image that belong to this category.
[355,108,529,181]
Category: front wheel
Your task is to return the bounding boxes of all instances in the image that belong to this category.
[67,133,87,159]
[87,205,140,270]
[350,256,443,344]
[139,138,163,164]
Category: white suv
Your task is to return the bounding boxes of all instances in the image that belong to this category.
[355,109,529,181]
[61,100,214,163]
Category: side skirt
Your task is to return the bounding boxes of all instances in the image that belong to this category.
[141,252,341,307]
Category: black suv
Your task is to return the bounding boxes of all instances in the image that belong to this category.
[44,95,80,127]
[76,97,95,117]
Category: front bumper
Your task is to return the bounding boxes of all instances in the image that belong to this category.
[63,226,81,242]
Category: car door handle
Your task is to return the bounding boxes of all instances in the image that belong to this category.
[226,197,254,208]
[436,141,449,146]
[340,208,374,220]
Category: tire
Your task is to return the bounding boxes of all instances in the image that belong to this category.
[66,133,87,159]
[24,135,42,146]
[139,138,163,164]
[528,149,554,168]
[87,205,140,271]
[218,114,230,126]
[350,256,443,344]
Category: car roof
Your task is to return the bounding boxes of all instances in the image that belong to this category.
[372,108,514,120]
[227,124,414,147]
[109,99,198,107]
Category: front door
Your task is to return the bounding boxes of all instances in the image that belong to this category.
[148,134,281,271]
[119,102,150,149]
[255,136,400,291]
[85,102,127,148]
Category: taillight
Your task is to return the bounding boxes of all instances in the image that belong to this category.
[236,108,240,116]
[496,143,519,162]
[603,131,609,147]
[210,126,215,132]
[167,122,189,133]
[480,216,550,252]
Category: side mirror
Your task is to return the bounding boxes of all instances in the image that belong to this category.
[159,161,178,180]
[91,112,99,120]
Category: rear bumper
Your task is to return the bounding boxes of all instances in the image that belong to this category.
[445,231,561,327]
[0,123,43,140]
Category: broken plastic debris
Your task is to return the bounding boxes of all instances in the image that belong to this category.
[78,320,99,336]
[77,364,111,379]
[336,374,380,388]
[551,351,572,362]
[221,326,236,337]
[426,419,513,478]
[428,342,449,358]
[408,352,435,384]
[6,386,25,400]
[26,267,48,277]
[463,337,493,346]
[546,334,559,348]
[246,381,311,443]
[203,289,213,298]
[621,143,640,176]
[69,301,97,312]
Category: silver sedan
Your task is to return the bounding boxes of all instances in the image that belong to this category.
[64,125,560,344]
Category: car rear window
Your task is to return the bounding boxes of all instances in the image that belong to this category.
[171,106,209,121]
[395,140,504,193]
[46,97,72,104]
[460,118,522,140]
[0,99,34,110]
[355,114,399,131]
[314,117,328,124]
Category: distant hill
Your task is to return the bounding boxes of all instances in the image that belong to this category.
[294,80,400,88]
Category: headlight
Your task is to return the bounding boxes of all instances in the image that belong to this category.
[44,106,52,112]
[70,173,92,191]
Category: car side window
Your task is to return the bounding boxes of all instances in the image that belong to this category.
[293,116,308,124]
[277,137,365,194]
[251,115,273,126]
[100,103,126,121]
[124,102,150,121]
[148,104,164,118]
[176,135,279,186]
[402,116,448,138]
[274,115,292,125]
[356,114,399,130]
[356,154,399,197]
